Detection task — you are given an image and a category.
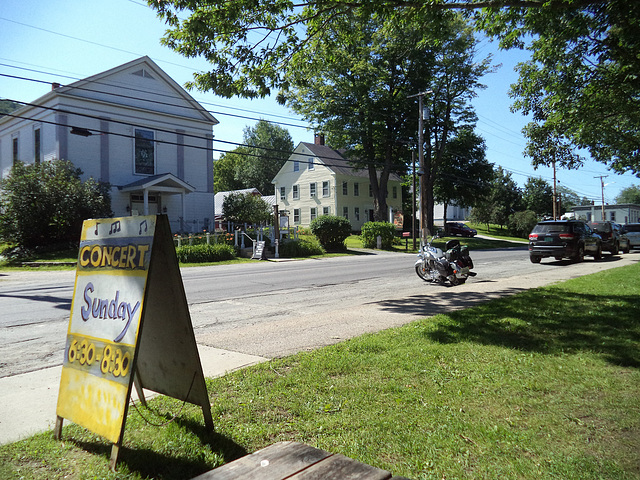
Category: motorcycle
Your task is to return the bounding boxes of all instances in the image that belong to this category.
[414,235,476,286]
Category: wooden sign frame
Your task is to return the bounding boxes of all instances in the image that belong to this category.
[54,214,213,470]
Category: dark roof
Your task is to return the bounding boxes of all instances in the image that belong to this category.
[300,142,403,181]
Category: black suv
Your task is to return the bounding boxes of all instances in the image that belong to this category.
[588,221,627,255]
[529,220,602,263]
[446,222,477,237]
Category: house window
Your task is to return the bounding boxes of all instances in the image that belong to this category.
[34,127,41,164]
[369,184,373,197]
[293,160,300,172]
[343,206,349,219]
[12,136,19,165]
[323,206,330,215]
[310,183,316,197]
[310,207,317,221]
[280,186,286,200]
[308,158,314,170]
[322,181,330,197]
[392,186,397,199]
[354,182,359,196]
[293,184,299,199]
[342,181,348,195]
[294,208,300,223]
[134,128,155,175]
[355,207,360,221]
[610,211,616,221]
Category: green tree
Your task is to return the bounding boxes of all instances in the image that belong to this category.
[470,166,522,230]
[283,12,489,227]
[0,160,112,249]
[522,177,553,216]
[557,185,581,213]
[479,0,640,174]
[433,128,492,222]
[215,120,293,195]
[150,0,640,174]
[615,185,640,205]
[221,192,272,225]
[0,100,21,116]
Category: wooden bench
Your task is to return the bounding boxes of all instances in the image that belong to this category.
[192,441,410,480]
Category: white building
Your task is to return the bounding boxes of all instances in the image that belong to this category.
[272,136,403,231]
[572,203,640,224]
[0,56,218,233]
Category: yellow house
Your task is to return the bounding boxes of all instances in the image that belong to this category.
[272,136,403,231]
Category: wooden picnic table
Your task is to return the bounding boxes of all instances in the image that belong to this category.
[192,441,410,480]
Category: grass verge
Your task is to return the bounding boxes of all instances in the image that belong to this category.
[1,263,639,479]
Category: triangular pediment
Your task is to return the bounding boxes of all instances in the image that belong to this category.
[53,57,218,125]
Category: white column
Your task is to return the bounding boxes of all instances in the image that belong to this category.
[143,189,149,215]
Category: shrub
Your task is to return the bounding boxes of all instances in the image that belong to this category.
[175,243,236,263]
[278,237,325,258]
[360,221,397,249]
[508,210,539,238]
[310,215,352,252]
[0,160,112,249]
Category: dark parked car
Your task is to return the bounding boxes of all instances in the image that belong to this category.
[528,220,602,263]
[446,222,477,237]
[588,221,629,254]
[624,223,640,250]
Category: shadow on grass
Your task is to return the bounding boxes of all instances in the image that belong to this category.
[70,416,247,479]
[413,288,640,368]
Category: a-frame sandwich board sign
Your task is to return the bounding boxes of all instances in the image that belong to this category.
[54,214,213,470]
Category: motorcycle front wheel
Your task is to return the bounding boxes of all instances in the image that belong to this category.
[415,263,432,282]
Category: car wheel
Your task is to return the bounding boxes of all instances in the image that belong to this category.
[555,256,563,261]
[572,245,585,263]
[594,245,602,261]
[611,242,619,255]
[623,244,630,254]
[530,255,541,264]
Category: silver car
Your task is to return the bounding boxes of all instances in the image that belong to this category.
[623,223,640,250]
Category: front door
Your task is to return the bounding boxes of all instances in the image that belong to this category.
[130,194,159,216]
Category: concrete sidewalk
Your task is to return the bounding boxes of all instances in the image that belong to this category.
[0,345,267,445]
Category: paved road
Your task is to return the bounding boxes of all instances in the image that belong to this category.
[1,245,637,378]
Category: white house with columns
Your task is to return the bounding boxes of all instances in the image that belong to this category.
[0,56,218,233]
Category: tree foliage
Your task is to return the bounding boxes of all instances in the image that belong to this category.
[214,120,294,194]
[613,185,640,205]
[433,128,493,212]
[469,166,522,229]
[0,160,112,249]
[221,192,272,225]
[522,177,553,216]
[478,0,640,174]
[149,0,639,174]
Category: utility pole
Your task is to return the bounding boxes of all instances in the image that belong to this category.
[552,159,557,220]
[595,175,608,220]
[411,150,417,251]
[408,90,432,245]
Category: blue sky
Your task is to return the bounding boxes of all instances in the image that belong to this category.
[1,0,637,203]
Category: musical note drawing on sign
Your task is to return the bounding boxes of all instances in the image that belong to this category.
[109,221,121,235]
[139,220,148,235]
[94,223,100,235]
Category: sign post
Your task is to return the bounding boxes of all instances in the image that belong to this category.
[54,214,213,470]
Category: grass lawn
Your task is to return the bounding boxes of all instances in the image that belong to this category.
[1,263,638,479]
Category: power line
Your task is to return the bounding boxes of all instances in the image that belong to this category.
[0,68,309,131]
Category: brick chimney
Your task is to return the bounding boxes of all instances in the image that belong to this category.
[51,82,61,90]
[314,133,325,146]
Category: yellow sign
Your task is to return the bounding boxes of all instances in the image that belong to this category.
[55,215,212,468]
[57,216,155,442]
